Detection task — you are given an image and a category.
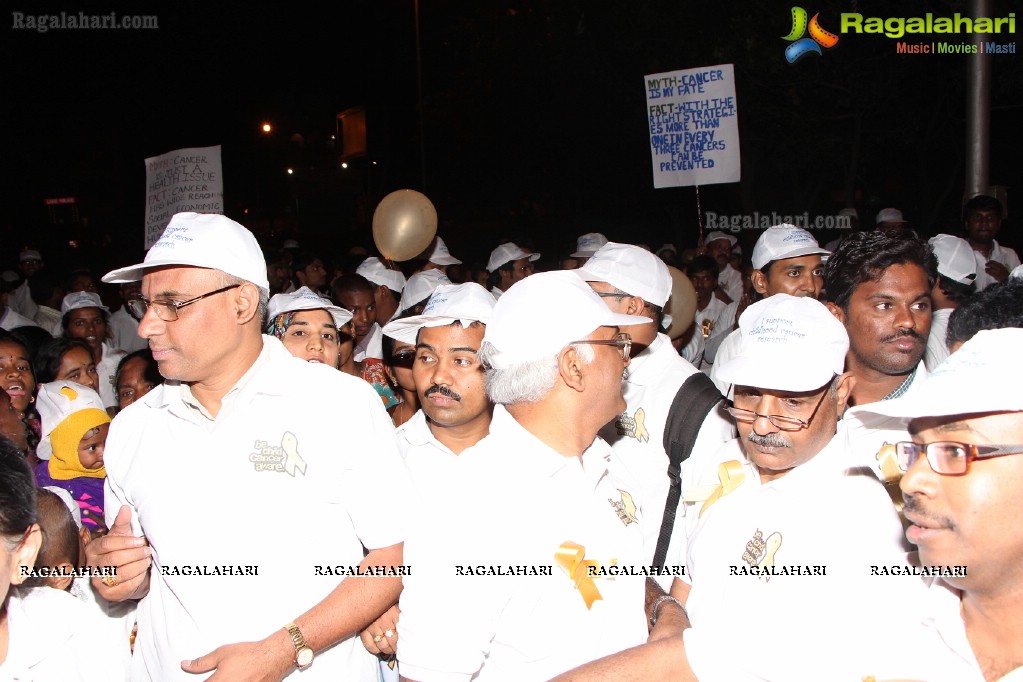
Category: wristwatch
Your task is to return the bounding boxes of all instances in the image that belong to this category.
[284,621,314,670]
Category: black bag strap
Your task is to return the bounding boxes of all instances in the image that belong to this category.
[652,371,723,568]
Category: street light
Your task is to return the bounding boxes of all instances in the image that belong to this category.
[262,123,272,133]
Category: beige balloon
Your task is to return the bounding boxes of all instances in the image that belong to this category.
[372,189,438,261]
[664,266,697,340]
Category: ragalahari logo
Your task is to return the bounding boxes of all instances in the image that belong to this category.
[783,7,840,63]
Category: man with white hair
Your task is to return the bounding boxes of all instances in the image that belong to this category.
[577,242,733,581]
[552,295,908,681]
[398,271,666,681]
[357,256,407,324]
[86,212,409,681]
[485,242,539,298]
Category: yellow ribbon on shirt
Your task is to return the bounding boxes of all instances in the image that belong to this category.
[633,408,650,443]
[555,542,603,609]
[695,460,746,518]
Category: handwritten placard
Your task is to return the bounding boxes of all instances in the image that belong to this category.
[144,145,224,248]
[644,64,740,188]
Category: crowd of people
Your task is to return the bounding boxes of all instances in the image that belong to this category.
[0,194,1021,681]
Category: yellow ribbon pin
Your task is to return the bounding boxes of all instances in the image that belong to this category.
[633,408,649,443]
[555,542,603,609]
[698,460,746,518]
[756,532,783,581]
[281,431,307,477]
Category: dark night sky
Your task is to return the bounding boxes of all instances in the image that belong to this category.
[3,0,1022,275]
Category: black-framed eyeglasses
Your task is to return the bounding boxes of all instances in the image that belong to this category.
[895,441,1023,476]
[127,284,240,322]
[726,388,829,431]
[570,332,633,361]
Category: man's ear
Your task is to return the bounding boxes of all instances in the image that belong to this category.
[832,371,856,416]
[10,524,42,585]
[234,283,261,325]
[751,270,769,296]
[624,296,645,316]
[825,301,846,325]
[558,346,586,393]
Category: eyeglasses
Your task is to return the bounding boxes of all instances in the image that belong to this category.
[726,388,829,431]
[570,332,633,361]
[127,284,240,322]
[389,350,416,369]
[895,441,1023,475]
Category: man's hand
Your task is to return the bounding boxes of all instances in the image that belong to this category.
[360,603,399,656]
[181,629,294,681]
[986,260,1010,283]
[86,505,151,601]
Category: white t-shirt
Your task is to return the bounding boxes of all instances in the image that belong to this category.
[396,409,485,494]
[109,306,148,353]
[103,336,410,681]
[353,322,384,362]
[708,328,741,395]
[398,406,648,681]
[679,428,909,681]
[925,307,953,371]
[972,239,1021,291]
[598,333,733,585]
[718,264,743,303]
[8,280,36,318]
[0,307,40,332]
[97,341,126,409]
[0,586,128,681]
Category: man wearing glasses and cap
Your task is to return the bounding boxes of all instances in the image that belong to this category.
[86,212,410,681]
[552,295,907,680]
[841,327,1023,681]
[397,271,663,681]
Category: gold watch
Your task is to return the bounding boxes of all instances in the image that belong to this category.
[284,621,314,670]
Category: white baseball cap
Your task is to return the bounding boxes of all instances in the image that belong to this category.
[856,328,1023,419]
[751,224,830,270]
[482,270,652,369]
[356,257,406,293]
[36,381,109,460]
[103,213,270,290]
[570,232,609,258]
[875,208,906,224]
[704,231,738,247]
[395,269,452,317]
[428,236,462,266]
[486,243,540,273]
[383,282,497,344]
[267,286,353,329]
[716,294,849,394]
[928,234,977,285]
[19,250,42,263]
[61,291,110,317]
[577,242,672,307]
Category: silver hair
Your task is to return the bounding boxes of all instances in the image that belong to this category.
[479,341,594,405]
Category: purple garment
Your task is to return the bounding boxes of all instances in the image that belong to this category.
[34,461,106,531]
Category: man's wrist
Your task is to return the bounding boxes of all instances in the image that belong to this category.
[650,595,686,627]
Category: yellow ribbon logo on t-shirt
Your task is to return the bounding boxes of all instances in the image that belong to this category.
[281,431,307,477]
[555,542,602,609]
[698,460,746,518]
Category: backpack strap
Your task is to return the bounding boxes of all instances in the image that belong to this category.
[652,372,723,568]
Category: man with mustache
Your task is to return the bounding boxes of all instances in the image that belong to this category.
[550,295,908,681]
[365,283,498,662]
[825,230,938,485]
[844,327,1023,680]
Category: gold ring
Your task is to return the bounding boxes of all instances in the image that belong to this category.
[373,635,382,643]
[102,574,117,587]
[385,629,394,638]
